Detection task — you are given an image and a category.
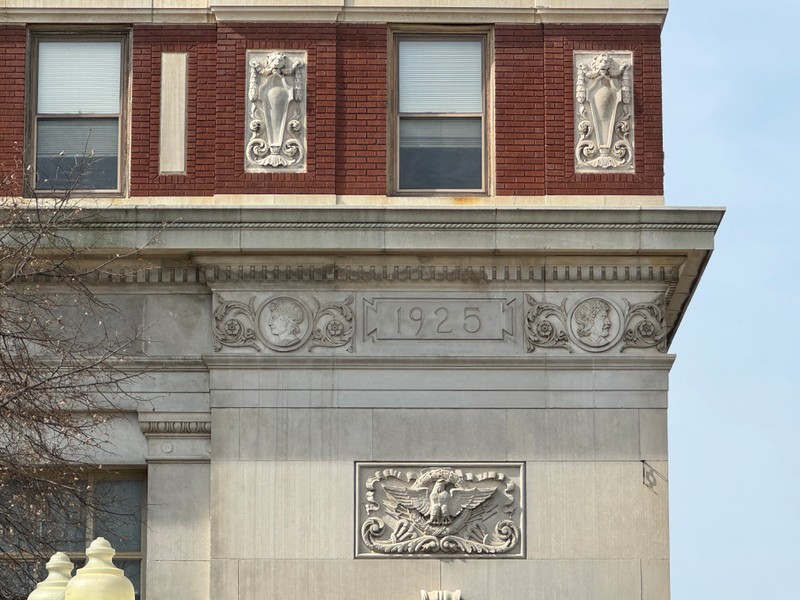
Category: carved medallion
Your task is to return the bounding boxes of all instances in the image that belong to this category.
[213,294,354,353]
[525,294,665,353]
[246,50,307,172]
[568,296,623,352]
[356,464,524,558]
[574,51,634,172]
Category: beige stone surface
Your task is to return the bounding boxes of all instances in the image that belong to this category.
[642,558,671,600]
[211,460,353,559]
[147,463,210,560]
[145,560,209,600]
[441,559,642,600]
[527,461,669,559]
[238,559,439,600]
[159,52,188,175]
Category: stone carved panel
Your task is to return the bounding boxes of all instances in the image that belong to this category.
[421,592,461,600]
[356,463,524,558]
[364,297,515,343]
[525,294,665,353]
[246,50,306,172]
[574,51,634,172]
[213,294,354,352]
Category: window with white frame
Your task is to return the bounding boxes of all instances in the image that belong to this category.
[29,34,126,193]
[0,472,145,600]
[394,35,487,194]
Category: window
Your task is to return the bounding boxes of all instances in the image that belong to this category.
[0,472,145,600]
[28,34,127,193]
[392,33,489,194]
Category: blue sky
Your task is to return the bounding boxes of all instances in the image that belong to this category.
[663,1,799,596]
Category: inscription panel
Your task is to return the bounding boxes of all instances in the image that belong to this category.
[364,298,515,342]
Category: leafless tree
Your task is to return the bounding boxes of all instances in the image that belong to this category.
[0,155,148,599]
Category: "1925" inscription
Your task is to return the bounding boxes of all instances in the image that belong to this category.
[364,298,515,341]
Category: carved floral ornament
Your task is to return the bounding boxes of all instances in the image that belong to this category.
[357,464,524,557]
[524,294,666,353]
[213,294,354,353]
[574,51,634,172]
[246,50,307,172]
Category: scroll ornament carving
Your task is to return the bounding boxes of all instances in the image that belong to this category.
[361,467,521,555]
[213,294,354,353]
[575,51,633,172]
[246,50,306,171]
[525,294,666,353]
[524,294,572,352]
[621,297,667,352]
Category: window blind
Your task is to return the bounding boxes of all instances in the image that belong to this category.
[399,40,482,114]
[38,41,121,114]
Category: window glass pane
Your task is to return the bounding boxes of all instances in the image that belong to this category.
[38,41,121,114]
[36,118,119,190]
[117,560,142,600]
[93,480,143,553]
[399,40,482,113]
[399,117,482,190]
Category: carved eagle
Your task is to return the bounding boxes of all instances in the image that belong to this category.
[384,479,495,526]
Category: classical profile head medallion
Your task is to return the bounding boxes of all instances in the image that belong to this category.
[257,296,312,351]
[569,297,622,352]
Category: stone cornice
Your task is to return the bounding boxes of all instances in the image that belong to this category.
[0,1,668,26]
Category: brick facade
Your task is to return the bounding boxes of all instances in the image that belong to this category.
[0,23,663,197]
[0,26,27,191]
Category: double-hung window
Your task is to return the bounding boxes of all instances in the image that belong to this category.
[393,34,488,194]
[29,34,127,193]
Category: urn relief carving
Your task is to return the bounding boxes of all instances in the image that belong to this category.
[574,51,634,172]
[246,50,307,172]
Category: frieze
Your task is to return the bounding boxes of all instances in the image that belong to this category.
[575,51,634,172]
[213,294,354,353]
[356,463,524,558]
[140,421,211,435]
[525,294,665,353]
[246,50,307,172]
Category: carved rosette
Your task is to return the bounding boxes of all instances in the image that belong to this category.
[621,296,667,352]
[574,51,634,172]
[524,294,572,352]
[357,464,524,557]
[246,50,307,172]
[213,294,354,353]
[525,295,666,353]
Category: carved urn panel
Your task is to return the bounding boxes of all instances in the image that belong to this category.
[574,51,634,173]
[245,50,307,172]
[356,463,525,558]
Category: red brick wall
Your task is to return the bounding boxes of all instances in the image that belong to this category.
[495,26,546,196]
[1,23,662,198]
[130,26,217,196]
[0,27,27,190]
[539,24,664,196]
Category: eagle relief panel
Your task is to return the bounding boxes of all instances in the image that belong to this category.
[356,463,525,558]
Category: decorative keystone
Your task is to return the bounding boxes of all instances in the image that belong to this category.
[64,538,134,600]
[27,552,74,600]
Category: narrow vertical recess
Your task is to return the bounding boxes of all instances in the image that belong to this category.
[159,52,188,174]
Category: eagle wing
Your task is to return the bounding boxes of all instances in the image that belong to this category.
[446,487,495,518]
[383,485,431,517]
